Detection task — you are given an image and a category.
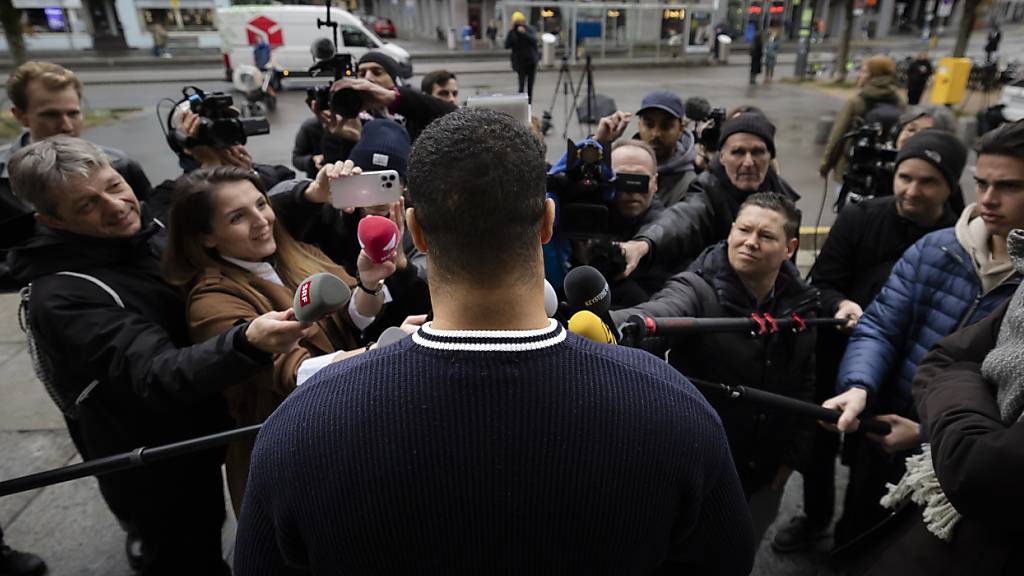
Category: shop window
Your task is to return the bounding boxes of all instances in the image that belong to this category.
[141,8,175,28]
[180,8,214,30]
[21,8,68,33]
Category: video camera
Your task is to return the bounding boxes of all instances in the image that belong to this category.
[168,86,269,151]
[836,122,897,210]
[547,139,615,238]
[305,38,364,118]
[696,107,727,152]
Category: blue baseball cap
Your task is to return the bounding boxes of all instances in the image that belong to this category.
[638,90,684,119]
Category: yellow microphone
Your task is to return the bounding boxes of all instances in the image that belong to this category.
[568,310,618,345]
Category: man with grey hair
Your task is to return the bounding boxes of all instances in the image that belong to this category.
[6,135,313,575]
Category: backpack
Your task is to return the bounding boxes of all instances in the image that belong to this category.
[19,272,124,419]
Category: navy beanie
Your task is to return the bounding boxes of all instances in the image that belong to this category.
[358,52,401,85]
[719,114,777,158]
[896,129,967,193]
[348,119,411,181]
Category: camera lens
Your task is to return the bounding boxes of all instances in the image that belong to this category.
[330,87,363,118]
[385,182,393,188]
[388,174,396,181]
[380,175,387,181]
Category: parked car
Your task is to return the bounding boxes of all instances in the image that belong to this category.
[371,17,396,38]
[1000,77,1024,122]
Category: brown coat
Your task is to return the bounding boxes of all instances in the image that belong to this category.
[186,244,360,513]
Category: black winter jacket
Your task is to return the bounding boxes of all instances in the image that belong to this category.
[613,242,819,493]
[8,211,270,444]
[634,160,800,271]
[292,117,325,179]
[865,299,1023,575]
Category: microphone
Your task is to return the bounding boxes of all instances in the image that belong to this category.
[563,265,620,340]
[292,272,353,323]
[375,325,411,348]
[543,279,558,318]
[357,215,400,263]
[568,310,617,345]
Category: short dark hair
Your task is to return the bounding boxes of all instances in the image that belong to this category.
[421,69,456,95]
[977,120,1024,159]
[407,108,547,284]
[738,192,800,240]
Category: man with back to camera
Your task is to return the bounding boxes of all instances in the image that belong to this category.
[6,136,312,575]
[234,108,755,575]
[611,192,817,545]
[421,69,460,107]
[616,112,800,278]
[772,129,966,553]
[0,61,153,279]
[822,120,1024,547]
[594,90,698,208]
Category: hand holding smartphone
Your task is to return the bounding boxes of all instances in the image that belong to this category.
[329,170,401,209]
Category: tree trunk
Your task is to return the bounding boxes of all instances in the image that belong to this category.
[0,0,27,65]
[836,0,856,83]
[953,0,980,57]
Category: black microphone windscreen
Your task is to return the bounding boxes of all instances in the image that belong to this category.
[564,265,610,316]
[292,273,352,323]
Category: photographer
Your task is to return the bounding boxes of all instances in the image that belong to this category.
[270,119,430,341]
[820,56,906,183]
[822,121,1024,548]
[0,62,152,277]
[612,193,816,545]
[617,113,799,278]
[772,130,965,554]
[595,91,698,208]
[569,141,677,307]
[6,136,311,575]
[350,52,456,142]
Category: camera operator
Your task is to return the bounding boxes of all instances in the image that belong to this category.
[612,193,816,545]
[821,121,1024,548]
[270,119,430,342]
[568,141,677,307]
[820,56,906,183]
[772,130,965,554]
[421,69,460,107]
[595,90,698,208]
[0,62,153,283]
[235,108,754,576]
[292,112,326,179]
[6,136,312,575]
[617,113,799,279]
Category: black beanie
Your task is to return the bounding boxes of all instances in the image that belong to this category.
[718,114,777,157]
[896,129,967,193]
[358,51,400,85]
[348,119,411,181]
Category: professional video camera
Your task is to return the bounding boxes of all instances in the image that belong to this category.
[835,122,897,210]
[696,107,727,152]
[547,139,615,237]
[167,86,269,151]
[305,37,363,118]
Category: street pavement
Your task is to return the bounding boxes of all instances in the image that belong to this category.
[0,30,1003,574]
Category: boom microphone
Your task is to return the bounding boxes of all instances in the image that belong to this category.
[568,310,617,345]
[357,215,401,263]
[564,265,620,340]
[292,272,353,323]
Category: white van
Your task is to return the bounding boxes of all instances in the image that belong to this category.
[217,5,412,82]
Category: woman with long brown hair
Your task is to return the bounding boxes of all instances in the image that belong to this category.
[162,163,397,512]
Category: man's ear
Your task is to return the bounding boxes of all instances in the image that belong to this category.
[649,173,658,196]
[540,197,556,245]
[406,207,428,252]
[34,212,65,231]
[786,236,799,260]
[11,106,28,129]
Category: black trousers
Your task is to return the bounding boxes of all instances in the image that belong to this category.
[802,329,846,529]
[834,433,908,548]
[907,81,926,106]
[516,65,537,104]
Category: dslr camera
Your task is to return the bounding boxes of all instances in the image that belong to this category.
[547,139,615,238]
[306,38,364,118]
[697,107,727,152]
[169,86,269,150]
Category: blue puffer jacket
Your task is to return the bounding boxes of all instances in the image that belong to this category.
[837,227,1021,416]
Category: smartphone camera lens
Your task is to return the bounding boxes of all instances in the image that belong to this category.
[385,182,393,188]
[388,174,396,181]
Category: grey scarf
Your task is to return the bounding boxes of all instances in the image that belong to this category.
[881,228,1024,541]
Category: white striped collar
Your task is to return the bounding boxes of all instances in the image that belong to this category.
[411,319,566,352]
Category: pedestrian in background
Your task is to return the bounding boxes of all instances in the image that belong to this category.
[486,20,497,48]
[749,32,764,85]
[764,32,779,82]
[905,51,933,105]
[505,11,539,103]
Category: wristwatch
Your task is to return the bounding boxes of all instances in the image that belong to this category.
[357,276,386,296]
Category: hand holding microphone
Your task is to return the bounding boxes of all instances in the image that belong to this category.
[292,272,353,323]
[245,309,317,354]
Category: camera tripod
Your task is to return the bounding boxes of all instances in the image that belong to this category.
[540,54,598,139]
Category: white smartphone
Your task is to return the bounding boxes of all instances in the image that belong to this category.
[466,94,531,127]
[329,170,401,209]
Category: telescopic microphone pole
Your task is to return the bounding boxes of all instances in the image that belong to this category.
[624,313,846,340]
[687,377,892,436]
[0,424,261,499]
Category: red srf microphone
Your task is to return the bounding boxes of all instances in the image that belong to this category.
[357,215,400,263]
[292,272,353,323]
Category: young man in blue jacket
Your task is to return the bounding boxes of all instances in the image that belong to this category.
[823,120,1024,545]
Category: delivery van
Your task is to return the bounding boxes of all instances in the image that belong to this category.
[217,5,412,82]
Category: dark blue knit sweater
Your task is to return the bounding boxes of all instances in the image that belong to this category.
[234,320,753,575]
